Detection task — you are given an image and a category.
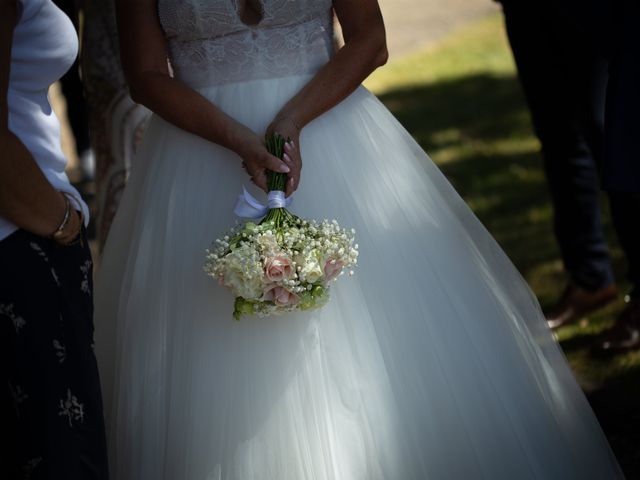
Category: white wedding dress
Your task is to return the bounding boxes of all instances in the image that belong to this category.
[95,1,623,478]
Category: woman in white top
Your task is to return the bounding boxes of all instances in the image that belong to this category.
[0,0,108,478]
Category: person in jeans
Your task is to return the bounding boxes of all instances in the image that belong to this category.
[498,0,640,351]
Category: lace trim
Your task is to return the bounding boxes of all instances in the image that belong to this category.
[168,16,334,88]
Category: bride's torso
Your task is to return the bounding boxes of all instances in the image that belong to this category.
[158,0,335,88]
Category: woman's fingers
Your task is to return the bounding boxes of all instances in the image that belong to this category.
[284,167,300,197]
[246,151,291,192]
[285,177,295,197]
[284,140,301,166]
[263,152,290,174]
[283,141,294,159]
[287,169,301,196]
[251,169,268,192]
[242,140,301,194]
[283,140,302,197]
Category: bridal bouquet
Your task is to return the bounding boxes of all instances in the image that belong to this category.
[204,134,358,320]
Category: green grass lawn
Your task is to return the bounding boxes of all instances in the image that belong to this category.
[366,14,640,477]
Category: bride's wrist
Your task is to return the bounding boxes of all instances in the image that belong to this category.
[226,124,258,158]
[282,115,302,133]
[273,112,304,134]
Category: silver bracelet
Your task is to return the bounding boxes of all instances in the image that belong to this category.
[51,194,71,240]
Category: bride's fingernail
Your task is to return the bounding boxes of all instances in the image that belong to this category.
[284,142,292,151]
[279,164,290,173]
[283,153,292,163]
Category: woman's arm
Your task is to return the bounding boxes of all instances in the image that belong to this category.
[274,0,387,128]
[115,0,291,192]
[267,0,388,195]
[0,0,80,240]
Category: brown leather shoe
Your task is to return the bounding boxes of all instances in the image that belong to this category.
[545,283,618,329]
[592,298,640,354]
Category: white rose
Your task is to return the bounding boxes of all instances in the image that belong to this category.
[298,250,324,284]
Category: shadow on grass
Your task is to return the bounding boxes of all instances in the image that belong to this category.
[588,366,640,479]
[379,73,533,145]
[377,73,559,277]
[560,328,609,353]
[377,72,638,478]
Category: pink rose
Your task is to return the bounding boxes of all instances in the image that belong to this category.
[323,259,344,281]
[264,254,294,282]
[263,285,299,307]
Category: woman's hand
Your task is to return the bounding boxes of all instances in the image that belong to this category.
[233,127,291,193]
[266,115,302,197]
[51,192,83,246]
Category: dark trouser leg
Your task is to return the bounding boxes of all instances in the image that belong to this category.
[502,4,614,291]
[0,230,108,480]
[604,1,640,299]
[594,192,640,350]
[608,193,640,299]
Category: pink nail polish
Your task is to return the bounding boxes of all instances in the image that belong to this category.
[280,164,290,173]
[283,153,292,163]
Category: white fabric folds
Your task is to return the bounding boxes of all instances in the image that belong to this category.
[95,74,623,479]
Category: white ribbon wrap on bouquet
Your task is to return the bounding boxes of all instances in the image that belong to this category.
[234,187,293,219]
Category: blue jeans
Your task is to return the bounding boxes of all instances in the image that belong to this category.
[502,2,640,297]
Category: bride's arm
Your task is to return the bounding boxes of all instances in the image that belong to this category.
[267,0,388,195]
[275,0,387,127]
[115,0,291,191]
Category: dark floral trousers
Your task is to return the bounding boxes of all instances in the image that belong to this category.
[0,229,108,479]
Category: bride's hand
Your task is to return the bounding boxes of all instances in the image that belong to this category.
[234,129,291,193]
[266,115,302,197]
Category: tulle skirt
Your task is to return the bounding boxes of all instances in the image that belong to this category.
[94,74,623,479]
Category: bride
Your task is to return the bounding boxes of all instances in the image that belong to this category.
[95,0,623,478]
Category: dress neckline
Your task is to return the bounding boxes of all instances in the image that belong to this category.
[233,0,264,27]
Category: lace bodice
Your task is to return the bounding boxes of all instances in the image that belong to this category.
[158,0,335,87]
